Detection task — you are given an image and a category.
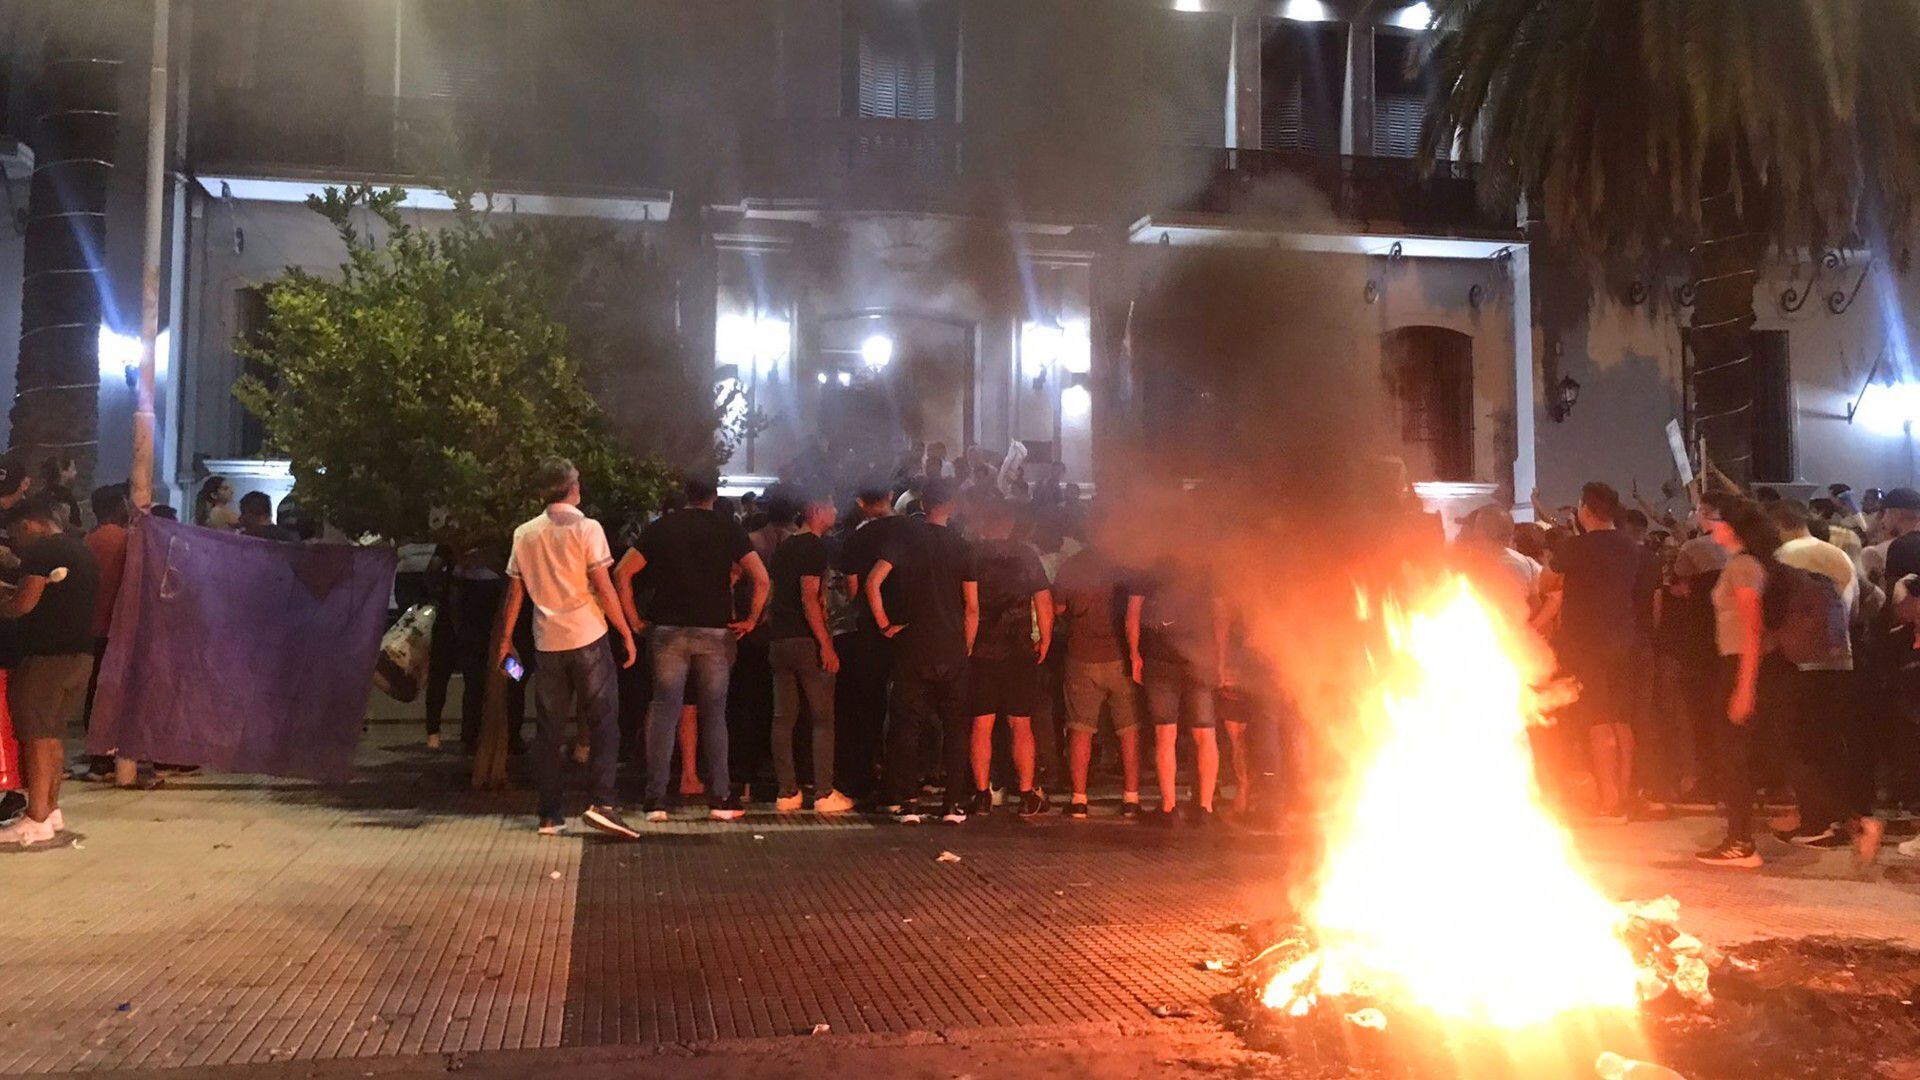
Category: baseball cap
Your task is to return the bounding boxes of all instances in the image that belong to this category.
[1881,487,1920,512]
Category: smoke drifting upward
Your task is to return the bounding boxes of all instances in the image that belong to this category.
[1094,183,1457,875]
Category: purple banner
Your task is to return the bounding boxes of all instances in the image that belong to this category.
[86,515,397,782]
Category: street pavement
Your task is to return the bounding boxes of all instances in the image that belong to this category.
[6,722,1920,1077]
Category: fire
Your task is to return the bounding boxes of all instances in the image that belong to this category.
[1264,577,1641,1029]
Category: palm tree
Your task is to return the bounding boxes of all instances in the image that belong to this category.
[1422,0,1920,483]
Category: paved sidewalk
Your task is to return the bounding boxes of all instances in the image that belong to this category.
[5,725,1920,1075]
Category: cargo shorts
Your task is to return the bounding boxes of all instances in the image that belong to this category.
[1062,659,1141,735]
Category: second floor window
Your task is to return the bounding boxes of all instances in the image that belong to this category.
[843,0,957,121]
[398,0,527,105]
[1373,30,1432,158]
[1262,19,1346,154]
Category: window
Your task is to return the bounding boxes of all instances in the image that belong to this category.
[1382,326,1473,481]
[1261,20,1346,154]
[1150,12,1232,146]
[1751,330,1794,482]
[1372,30,1431,158]
[398,0,527,105]
[842,0,957,121]
[234,286,273,458]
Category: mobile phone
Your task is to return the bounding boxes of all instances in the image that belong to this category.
[502,656,525,682]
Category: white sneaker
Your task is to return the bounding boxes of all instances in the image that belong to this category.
[47,809,64,833]
[645,809,670,824]
[775,791,805,813]
[814,790,854,814]
[0,816,56,846]
[1897,834,1920,860]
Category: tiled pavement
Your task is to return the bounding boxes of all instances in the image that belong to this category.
[6,725,1920,1075]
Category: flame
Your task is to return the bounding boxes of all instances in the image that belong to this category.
[1264,577,1641,1029]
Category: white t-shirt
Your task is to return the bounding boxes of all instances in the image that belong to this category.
[507,503,613,653]
[1493,547,1544,603]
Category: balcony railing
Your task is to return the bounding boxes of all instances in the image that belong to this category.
[192,92,1511,235]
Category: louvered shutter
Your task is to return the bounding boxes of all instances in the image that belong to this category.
[1372,31,1427,158]
[1261,21,1344,153]
[399,0,516,104]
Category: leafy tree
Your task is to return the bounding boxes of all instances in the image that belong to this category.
[234,184,681,547]
[1424,0,1920,482]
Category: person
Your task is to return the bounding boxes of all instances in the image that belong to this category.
[921,441,956,480]
[1033,461,1069,508]
[766,492,854,813]
[865,477,977,824]
[733,494,797,797]
[196,476,238,530]
[450,542,527,754]
[1127,557,1226,826]
[838,485,914,804]
[1663,500,1731,807]
[1695,498,1786,868]
[1460,505,1543,619]
[963,498,1054,817]
[1765,498,1876,855]
[237,491,297,542]
[492,458,638,840]
[0,494,100,845]
[618,472,768,822]
[80,485,152,789]
[41,456,81,530]
[1052,518,1142,819]
[1537,482,1643,822]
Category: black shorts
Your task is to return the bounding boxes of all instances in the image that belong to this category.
[967,655,1043,719]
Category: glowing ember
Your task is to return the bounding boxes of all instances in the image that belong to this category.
[1263,577,1642,1029]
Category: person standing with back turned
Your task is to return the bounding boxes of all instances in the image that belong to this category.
[493,458,638,839]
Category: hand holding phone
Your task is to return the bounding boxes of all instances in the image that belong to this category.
[502,655,526,682]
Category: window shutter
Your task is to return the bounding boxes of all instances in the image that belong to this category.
[399,0,518,104]
[855,25,938,119]
[1372,31,1428,158]
[1261,21,1344,154]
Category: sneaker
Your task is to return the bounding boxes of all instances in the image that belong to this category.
[0,790,24,828]
[709,797,746,822]
[645,808,670,824]
[775,790,805,813]
[46,809,64,833]
[814,790,855,813]
[1019,790,1050,817]
[1188,804,1215,828]
[1780,824,1839,847]
[989,785,1006,807]
[1068,800,1090,819]
[1119,800,1142,820]
[1149,806,1178,828]
[894,801,926,825]
[1695,838,1762,868]
[940,803,969,825]
[880,803,905,816]
[0,815,56,846]
[970,788,993,817]
[1896,833,1920,860]
[584,805,640,840]
[536,817,566,836]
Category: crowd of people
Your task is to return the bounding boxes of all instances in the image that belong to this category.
[8,437,1920,869]
[1458,479,1920,869]
[467,452,1263,840]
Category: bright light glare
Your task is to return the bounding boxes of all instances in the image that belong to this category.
[1022,322,1063,380]
[1061,383,1092,420]
[1389,2,1433,29]
[1060,318,1092,375]
[716,312,789,377]
[1282,0,1335,21]
[861,334,895,370]
[97,326,169,384]
[1174,0,1204,10]
[1854,381,1920,436]
[837,371,853,387]
[816,371,829,385]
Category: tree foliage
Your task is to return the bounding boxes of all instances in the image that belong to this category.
[1423,0,1920,262]
[234,184,683,547]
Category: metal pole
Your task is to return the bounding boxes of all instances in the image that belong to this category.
[131,0,169,510]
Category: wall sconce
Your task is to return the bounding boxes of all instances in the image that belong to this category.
[1550,375,1582,423]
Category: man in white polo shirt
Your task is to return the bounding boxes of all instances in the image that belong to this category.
[494,458,638,838]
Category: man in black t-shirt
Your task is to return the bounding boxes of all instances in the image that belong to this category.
[0,494,99,845]
[767,492,854,813]
[1539,481,1643,821]
[615,474,768,821]
[836,487,912,802]
[865,478,978,823]
[1127,561,1225,826]
[963,499,1053,817]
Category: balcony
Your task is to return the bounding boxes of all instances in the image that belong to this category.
[1178,149,1517,238]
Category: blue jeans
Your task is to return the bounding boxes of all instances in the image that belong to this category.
[645,626,735,805]
[531,637,620,821]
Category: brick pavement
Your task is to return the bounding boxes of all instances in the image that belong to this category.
[5,725,1920,1075]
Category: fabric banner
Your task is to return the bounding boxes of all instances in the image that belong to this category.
[86,515,397,782]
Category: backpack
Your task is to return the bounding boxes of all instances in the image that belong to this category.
[1763,564,1849,666]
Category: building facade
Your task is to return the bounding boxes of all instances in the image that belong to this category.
[1,0,1911,522]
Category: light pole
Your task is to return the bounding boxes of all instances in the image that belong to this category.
[130,0,169,510]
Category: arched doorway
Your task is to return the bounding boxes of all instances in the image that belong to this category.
[1381,326,1474,482]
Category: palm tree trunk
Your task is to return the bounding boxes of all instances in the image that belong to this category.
[10,29,120,488]
[1687,148,1762,488]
